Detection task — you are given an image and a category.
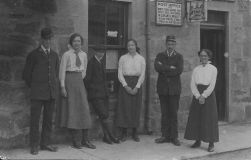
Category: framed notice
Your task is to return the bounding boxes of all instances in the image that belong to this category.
[156,0,183,26]
[187,0,207,22]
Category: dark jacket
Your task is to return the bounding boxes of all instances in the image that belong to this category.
[154,50,183,95]
[84,56,107,100]
[22,47,59,100]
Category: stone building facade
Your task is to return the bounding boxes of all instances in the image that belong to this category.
[0,0,250,148]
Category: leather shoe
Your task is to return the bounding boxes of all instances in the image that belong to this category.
[119,134,127,142]
[82,141,96,149]
[71,142,82,149]
[30,147,39,155]
[40,145,58,152]
[171,139,181,146]
[191,141,201,148]
[110,136,120,144]
[103,135,113,144]
[208,144,215,152]
[132,135,140,142]
[155,137,170,144]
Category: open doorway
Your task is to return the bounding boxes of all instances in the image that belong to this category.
[200,11,227,121]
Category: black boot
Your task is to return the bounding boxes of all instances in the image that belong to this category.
[208,142,214,152]
[191,140,201,148]
[81,129,96,149]
[109,133,120,144]
[132,128,140,142]
[69,129,82,149]
[119,127,127,142]
[101,121,120,144]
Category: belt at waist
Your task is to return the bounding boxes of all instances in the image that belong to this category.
[66,71,82,74]
[123,75,139,78]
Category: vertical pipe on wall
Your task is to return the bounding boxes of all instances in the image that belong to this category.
[144,0,152,134]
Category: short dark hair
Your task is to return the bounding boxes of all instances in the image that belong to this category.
[69,33,84,46]
[127,39,140,53]
[198,49,213,59]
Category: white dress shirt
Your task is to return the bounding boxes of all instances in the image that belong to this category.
[59,49,88,87]
[190,63,217,99]
[118,53,146,88]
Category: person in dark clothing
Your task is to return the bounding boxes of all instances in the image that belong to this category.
[23,27,59,155]
[154,35,183,146]
[184,49,219,152]
[84,48,120,144]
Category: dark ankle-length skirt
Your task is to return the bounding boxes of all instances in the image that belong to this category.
[115,76,142,128]
[57,72,92,129]
[184,85,219,143]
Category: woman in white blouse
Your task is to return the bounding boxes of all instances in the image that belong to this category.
[116,39,146,142]
[184,49,219,152]
[58,33,95,149]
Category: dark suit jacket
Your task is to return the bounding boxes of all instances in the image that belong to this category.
[154,50,183,95]
[22,47,59,100]
[84,56,108,100]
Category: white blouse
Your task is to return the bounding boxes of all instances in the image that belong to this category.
[118,53,146,88]
[190,63,217,99]
[59,49,88,87]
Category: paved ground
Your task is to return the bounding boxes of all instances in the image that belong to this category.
[2,123,251,160]
[191,148,251,160]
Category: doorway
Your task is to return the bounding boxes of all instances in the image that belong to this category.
[200,11,227,121]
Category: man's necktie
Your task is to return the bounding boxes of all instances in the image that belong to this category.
[75,52,81,67]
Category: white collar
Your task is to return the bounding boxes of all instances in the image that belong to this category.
[41,45,50,53]
[201,61,211,67]
[95,55,103,63]
[127,52,138,57]
[166,50,175,56]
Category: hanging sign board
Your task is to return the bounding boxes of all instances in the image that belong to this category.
[156,0,183,26]
[187,0,207,22]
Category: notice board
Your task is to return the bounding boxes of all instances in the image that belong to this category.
[156,0,182,26]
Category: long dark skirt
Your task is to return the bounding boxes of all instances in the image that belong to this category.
[115,76,142,128]
[57,72,92,129]
[184,85,219,143]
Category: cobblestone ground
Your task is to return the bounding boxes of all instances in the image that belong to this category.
[192,148,251,160]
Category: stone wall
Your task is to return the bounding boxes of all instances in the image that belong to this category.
[0,0,89,148]
[228,1,251,122]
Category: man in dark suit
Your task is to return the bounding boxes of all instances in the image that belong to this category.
[23,27,59,155]
[84,48,119,144]
[154,35,183,146]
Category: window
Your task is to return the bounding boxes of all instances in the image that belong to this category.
[88,0,128,47]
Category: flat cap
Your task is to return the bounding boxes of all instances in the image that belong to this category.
[166,35,176,42]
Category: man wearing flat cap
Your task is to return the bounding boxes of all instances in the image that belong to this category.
[154,35,183,146]
[23,27,59,155]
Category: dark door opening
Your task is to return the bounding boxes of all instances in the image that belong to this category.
[200,29,226,121]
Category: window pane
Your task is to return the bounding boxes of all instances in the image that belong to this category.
[88,1,106,45]
[106,3,125,45]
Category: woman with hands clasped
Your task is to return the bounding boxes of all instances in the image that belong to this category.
[184,49,219,152]
[116,39,146,142]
